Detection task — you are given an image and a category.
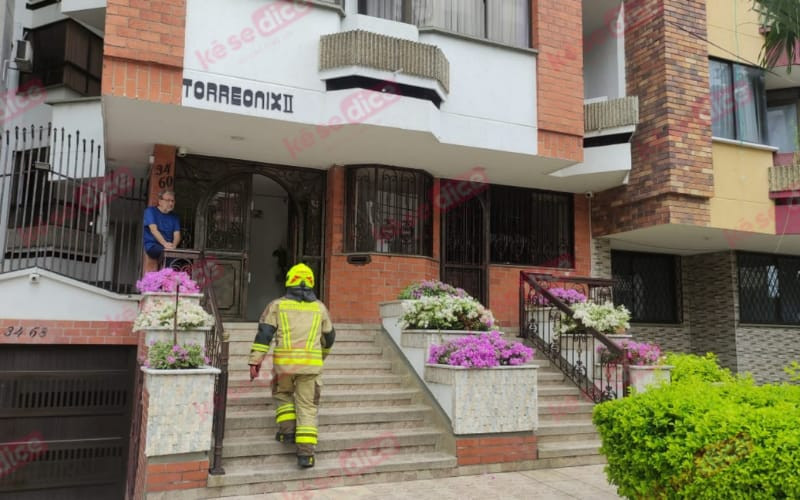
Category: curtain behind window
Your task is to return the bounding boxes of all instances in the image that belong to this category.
[413,0,484,38]
[710,60,734,139]
[733,64,767,144]
[486,0,528,47]
[768,103,799,153]
[362,0,402,21]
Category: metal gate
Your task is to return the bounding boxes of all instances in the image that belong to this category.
[0,345,136,499]
[441,189,488,304]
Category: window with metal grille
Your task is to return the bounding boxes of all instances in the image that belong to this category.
[489,185,573,267]
[611,251,681,323]
[345,166,433,256]
[738,252,800,324]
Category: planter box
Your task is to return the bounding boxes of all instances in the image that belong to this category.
[596,364,673,399]
[142,366,221,457]
[142,328,210,347]
[401,329,501,382]
[140,292,203,311]
[424,363,538,434]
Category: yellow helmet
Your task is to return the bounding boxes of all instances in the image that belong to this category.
[285,263,315,288]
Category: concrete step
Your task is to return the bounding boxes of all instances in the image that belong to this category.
[226,388,419,408]
[227,359,394,376]
[207,452,457,490]
[537,440,603,459]
[537,371,567,383]
[530,454,606,470]
[226,330,377,344]
[536,422,600,445]
[225,405,432,436]
[537,385,582,397]
[222,428,441,466]
[227,373,407,389]
[227,341,382,356]
[537,400,594,416]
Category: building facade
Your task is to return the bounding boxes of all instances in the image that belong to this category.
[0,0,797,496]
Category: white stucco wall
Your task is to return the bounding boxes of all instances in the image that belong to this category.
[0,268,139,321]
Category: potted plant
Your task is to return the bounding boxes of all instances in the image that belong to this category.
[596,340,672,397]
[379,279,471,340]
[136,268,202,311]
[133,298,214,346]
[527,287,587,339]
[424,331,538,434]
[140,340,220,457]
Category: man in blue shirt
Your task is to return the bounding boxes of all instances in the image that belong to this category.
[143,190,181,274]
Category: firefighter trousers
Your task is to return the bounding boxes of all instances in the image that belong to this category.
[273,371,321,456]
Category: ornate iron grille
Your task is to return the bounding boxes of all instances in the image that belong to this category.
[611,251,681,323]
[442,191,486,303]
[738,252,800,324]
[345,166,432,256]
[489,185,573,267]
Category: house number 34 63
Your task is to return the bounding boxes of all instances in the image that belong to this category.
[4,326,47,338]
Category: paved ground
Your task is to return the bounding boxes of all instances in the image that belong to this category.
[228,465,622,499]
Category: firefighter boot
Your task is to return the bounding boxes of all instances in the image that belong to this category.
[297,455,315,468]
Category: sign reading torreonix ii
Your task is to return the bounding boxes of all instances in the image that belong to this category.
[182,76,294,115]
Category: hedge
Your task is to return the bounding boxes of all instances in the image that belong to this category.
[593,355,800,499]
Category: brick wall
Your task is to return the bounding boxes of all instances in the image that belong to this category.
[590,238,612,279]
[532,0,584,163]
[592,0,713,236]
[455,435,537,465]
[0,320,137,345]
[145,459,209,492]
[102,0,186,104]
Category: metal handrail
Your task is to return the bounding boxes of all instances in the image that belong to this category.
[519,271,630,402]
[163,248,229,474]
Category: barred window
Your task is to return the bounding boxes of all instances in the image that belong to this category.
[612,251,681,323]
[738,252,800,325]
[345,166,432,256]
[489,185,573,267]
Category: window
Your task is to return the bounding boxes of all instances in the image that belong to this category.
[358,0,530,48]
[489,185,573,267]
[738,252,800,324]
[611,251,680,323]
[20,19,103,96]
[345,166,433,255]
[767,102,799,153]
[710,59,768,144]
[8,148,52,228]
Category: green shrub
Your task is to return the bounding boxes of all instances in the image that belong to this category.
[663,352,733,383]
[593,378,800,499]
[786,361,800,383]
[398,280,469,300]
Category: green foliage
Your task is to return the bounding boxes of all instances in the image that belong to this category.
[786,361,800,382]
[753,0,799,73]
[145,341,207,369]
[593,373,800,498]
[398,279,470,300]
[663,352,734,384]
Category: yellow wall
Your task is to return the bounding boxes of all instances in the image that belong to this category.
[709,141,775,233]
[706,0,764,65]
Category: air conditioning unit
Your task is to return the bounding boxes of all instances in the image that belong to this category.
[14,40,33,73]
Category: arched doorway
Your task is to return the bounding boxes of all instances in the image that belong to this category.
[174,156,326,321]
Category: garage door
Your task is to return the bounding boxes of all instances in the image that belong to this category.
[0,345,136,499]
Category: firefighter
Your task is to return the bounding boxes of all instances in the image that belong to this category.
[248,263,335,468]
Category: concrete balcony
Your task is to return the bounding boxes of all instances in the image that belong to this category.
[319,30,450,99]
[584,96,639,136]
[769,163,800,194]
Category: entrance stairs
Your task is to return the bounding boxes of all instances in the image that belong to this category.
[205,323,455,497]
[203,323,604,497]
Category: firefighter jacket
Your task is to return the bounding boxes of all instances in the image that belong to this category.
[248,286,335,375]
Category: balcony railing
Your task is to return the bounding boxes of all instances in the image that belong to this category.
[0,125,146,293]
[519,272,630,402]
[357,0,530,48]
[584,96,640,134]
[769,163,800,192]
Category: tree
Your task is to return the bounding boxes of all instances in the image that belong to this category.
[752,0,799,72]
